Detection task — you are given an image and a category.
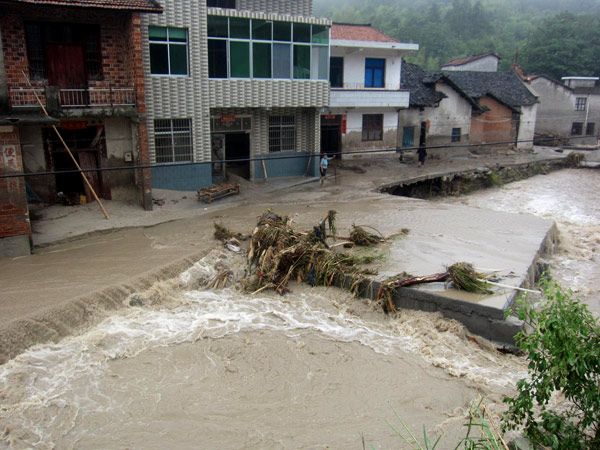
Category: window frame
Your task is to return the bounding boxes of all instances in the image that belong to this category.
[207,16,329,81]
[329,56,344,88]
[154,118,193,164]
[451,127,461,142]
[364,58,385,88]
[149,26,189,76]
[586,122,595,136]
[575,97,587,111]
[571,122,583,136]
[268,115,296,153]
[362,114,384,141]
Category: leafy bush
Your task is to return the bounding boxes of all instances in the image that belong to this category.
[502,279,600,449]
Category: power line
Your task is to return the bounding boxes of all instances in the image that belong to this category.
[1,133,596,180]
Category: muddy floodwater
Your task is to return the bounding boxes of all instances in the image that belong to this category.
[1,168,598,449]
[439,168,600,315]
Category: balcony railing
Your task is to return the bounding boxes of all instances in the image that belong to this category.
[9,86,136,109]
[9,88,46,108]
[59,87,136,108]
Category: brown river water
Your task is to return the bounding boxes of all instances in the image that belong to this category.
[0,168,598,449]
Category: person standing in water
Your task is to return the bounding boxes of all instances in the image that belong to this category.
[320,153,335,186]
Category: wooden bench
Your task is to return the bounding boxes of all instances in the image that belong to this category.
[197,183,240,204]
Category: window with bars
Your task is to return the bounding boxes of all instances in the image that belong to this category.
[575,97,587,111]
[451,127,461,142]
[149,26,188,75]
[269,116,296,152]
[362,114,383,141]
[571,122,583,135]
[586,122,595,136]
[154,119,193,163]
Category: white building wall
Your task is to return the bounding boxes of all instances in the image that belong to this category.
[442,55,498,72]
[530,77,574,137]
[333,51,402,90]
[517,104,537,150]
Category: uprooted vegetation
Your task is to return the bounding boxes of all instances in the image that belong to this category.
[211,211,492,313]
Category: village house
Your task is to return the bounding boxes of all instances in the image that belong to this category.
[324,23,418,159]
[143,0,331,189]
[399,60,477,158]
[398,54,538,159]
[0,0,161,257]
[441,69,539,151]
[527,75,600,146]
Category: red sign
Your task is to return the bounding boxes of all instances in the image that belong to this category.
[342,115,347,134]
[220,114,236,123]
[324,115,336,120]
[61,120,87,130]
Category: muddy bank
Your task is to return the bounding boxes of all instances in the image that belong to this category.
[381,157,580,199]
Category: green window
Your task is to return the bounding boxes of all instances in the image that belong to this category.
[293,23,311,43]
[252,20,271,40]
[230,17,249,39]
[273,21,291,41]
[149,26,188,75]
[207,16,228,37]
[311,25,329,44]
[293,45,310,79]
[206,16,329,80]
[230,41,250,77]
[253,43,271,78]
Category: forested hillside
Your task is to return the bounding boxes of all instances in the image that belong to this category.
[315,0,600,80]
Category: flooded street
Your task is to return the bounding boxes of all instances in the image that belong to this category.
[0,168,597,449]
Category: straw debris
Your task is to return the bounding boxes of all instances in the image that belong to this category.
[213,223,249,242]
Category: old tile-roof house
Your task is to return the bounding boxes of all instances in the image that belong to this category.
[143,0,331,189]
[0,0,161,257]
[325,23,418,158]
[399,61,476,156]
[528,75,600,146]
[441,70,538,150]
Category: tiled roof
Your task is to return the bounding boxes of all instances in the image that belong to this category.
[442,70,538,108]
[401,61,445,107]
[331,23,397,43]
[442,52,500,68]
[2,0,162,12]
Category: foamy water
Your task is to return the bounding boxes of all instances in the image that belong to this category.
[442,168,600,313]
[2,168,597,448]
[0,253,527,449]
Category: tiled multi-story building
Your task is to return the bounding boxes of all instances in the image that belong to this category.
[143,0,331,189]
[0,0,161,257]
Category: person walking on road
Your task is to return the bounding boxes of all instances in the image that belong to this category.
[320,153,335,186]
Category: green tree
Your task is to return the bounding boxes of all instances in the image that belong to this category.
[520,12,600,79]
[502,279,600,449]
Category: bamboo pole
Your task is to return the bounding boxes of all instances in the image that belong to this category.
[262,158,268,181]
[22,71,109,220]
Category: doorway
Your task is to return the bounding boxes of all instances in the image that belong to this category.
[419,121,427,147]
[44,125,108,203]
[320,115,342,158]
[226,132,250,179]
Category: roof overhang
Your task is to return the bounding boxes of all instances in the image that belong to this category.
[0,0,163,13]
[331,39,418,54]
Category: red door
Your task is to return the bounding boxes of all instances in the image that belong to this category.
[45,44,87,105]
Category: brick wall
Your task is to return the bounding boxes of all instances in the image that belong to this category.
[0,128,31,241]
[1,5,138,92]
